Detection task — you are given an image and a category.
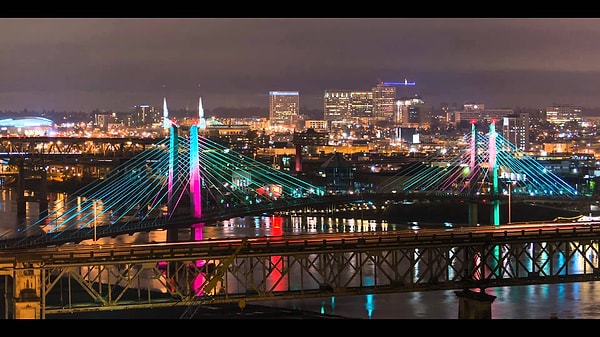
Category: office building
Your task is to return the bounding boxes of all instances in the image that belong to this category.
[397,95,432,128]
[546,104,582,125]
[501,113,530,151]
[323,90,373,128]
[269,91,299,129]
[132,104,162,127]
[371,82,396,123]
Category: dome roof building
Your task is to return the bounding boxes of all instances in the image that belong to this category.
[0,116,56,136]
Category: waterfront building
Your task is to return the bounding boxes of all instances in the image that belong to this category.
[318,152,354,195]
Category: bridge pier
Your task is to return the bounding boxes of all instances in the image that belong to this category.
[1,263,42,319]
[468,203,478,226]
[454,289,496,319]
[16,166,48,219]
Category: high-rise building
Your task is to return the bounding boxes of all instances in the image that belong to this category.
[323,90,351,128]
[501,113,530,151]
[323,90,373,128]
[269,91,299,128]
[349,91,373,124]
[371,82,396,123]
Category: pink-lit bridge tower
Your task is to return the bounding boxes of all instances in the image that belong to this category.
[165,97,206,242]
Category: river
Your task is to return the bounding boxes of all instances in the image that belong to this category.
[1,189,598,319]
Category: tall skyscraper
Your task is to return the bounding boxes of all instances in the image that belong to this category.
[372,82,396,123]
[269,91,299,128]
[323,90,351,128]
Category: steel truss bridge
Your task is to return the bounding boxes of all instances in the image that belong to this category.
[0,136,158,160]
[2,223,600,318]
[0,191,593,250]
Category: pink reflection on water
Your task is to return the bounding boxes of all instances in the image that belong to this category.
[191,222,210,295]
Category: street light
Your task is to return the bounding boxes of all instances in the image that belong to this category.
[93,199,97,242]
[508,181,516,224]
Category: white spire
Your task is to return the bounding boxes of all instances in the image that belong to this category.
[198,96,206,130]
[163,97,170,129]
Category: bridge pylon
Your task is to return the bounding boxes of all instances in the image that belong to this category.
[167,125,179,243]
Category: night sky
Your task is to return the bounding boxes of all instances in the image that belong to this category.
[1,18,600,113]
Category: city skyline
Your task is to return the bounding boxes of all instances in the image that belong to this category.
[2,18,600,113]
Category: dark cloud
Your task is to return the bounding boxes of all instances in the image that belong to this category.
[1,18,600,112]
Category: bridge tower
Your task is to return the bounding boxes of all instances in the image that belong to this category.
[189,124,202,219]
[467,122,478,226]
[167,124,179,242]
[489,121,501,226]
[467,121,502,226]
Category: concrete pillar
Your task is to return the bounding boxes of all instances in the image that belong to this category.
[38,170,48,219]
[16,167,48,219]
[490,199,501,226]
[12,264,41,319]
[295,144,302,173]
[16,164,26,217]
[454,289,496,319]
[468,203,478,226]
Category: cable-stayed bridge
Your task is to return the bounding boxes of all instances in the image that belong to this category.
[0,121,585,249]
[380,122,578,198]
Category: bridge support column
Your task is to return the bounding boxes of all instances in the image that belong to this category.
[16,164,26,217]
[454,289,496,319]
[8,263,42,319]
[468,203,478,226]
[38,170,48,219]
[16,166,48,219]
[490,199,500,226]
[295,143,302,173]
